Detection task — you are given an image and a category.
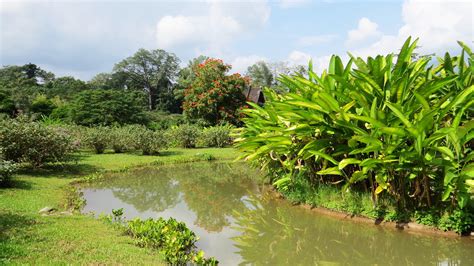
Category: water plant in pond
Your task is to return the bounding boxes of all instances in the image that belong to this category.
[234,37,474,233]
[126,217,217,265]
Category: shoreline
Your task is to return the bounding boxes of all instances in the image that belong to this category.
[267,187,474,239]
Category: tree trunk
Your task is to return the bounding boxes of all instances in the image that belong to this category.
[147,87,157,110]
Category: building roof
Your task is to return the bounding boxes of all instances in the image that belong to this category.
[243,87,265,105]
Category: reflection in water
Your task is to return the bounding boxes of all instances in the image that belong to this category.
[82,162,474,265]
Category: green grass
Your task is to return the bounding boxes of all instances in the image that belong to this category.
[0,147,240,264]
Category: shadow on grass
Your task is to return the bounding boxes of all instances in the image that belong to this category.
[0,211,36,260]
[0,179,33,190]
[159,150,184,157]
[16,162,100,179]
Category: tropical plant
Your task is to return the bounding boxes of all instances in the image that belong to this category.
[199,125,233,148]
[168,124,201,148]
[181,58,248,125]
[0,118,75,167]
[235,37,474,233]
[85,126,110,154]
[134,129,168,155]
[69,89,149,126]
[126,217,217,265]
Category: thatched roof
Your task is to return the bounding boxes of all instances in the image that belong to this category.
[243,87,265,105]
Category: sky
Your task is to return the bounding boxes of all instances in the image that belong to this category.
[0,0,473,80]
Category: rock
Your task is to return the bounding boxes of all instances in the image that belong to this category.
[38,206,56,214]
[60,211,73,216]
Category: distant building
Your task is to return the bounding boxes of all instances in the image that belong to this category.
[243,87,265,106]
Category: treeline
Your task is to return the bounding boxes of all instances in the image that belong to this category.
[0,51,304,128]
[235,38,474,234]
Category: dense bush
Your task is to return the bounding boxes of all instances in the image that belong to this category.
[0,149,17,185]
[0,160,16,185]
[108,126,134,153]
[84,126,110,154]
[127,217,217,265]
[70,89,149,126]
[30,94,56,117]
[0,119,75,167]
[135,128,168,155]
[235,38,474,233]
[199,125,233,148]
[147,111,186,130]
[168,124,201,148]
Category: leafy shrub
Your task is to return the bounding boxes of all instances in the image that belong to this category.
[0,149,17,185]
[85,126,110,154]
[168,124,201,148]
[0,119,75,167]
[30,94,56,117]
[108,126,134,153]
[235,38,474,233]
[135,128,167,155]
[147,111,186,130]
[199,125,233,147]
[127,217,217,265]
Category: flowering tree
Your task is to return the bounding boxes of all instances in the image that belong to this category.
[182,59,248,125]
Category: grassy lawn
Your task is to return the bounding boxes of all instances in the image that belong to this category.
[0,148,239,264]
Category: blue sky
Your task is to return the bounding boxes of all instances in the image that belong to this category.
[0,0,472,80]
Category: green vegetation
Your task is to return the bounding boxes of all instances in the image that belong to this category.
[0,119,75,167]
[182,58,248,126]
[123,216,217,265]
[235,38,474,234]
[199,125,234,148]
[0,148,238,264]
[70,89,149,126]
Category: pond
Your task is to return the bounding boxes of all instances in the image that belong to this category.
[81,162,474,265]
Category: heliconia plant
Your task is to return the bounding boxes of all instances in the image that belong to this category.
[234,37,473,214]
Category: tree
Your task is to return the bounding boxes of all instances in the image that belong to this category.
[45,76,89,100]
[0,90,15,117]
[30,94,56,117]
[70,89,148,126]
[246,61,273,88]
[113,49,180,111]
[0,64,55,113]
[182,58,248,125]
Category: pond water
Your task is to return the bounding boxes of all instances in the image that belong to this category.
[81,162,474,265]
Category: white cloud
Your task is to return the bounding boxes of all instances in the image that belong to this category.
[287,50,333,74]
[230,55,268,74]
[279,0,310,9]
[297,34,337,47]
[156,0,270,55]
[345,17,381,47]
[350,0,473,58]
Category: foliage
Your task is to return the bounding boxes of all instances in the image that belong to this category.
[0,119,75,167]
[30,94,56,117]
[45,76,89,100]
[85,126,110,154]
[235,38,474,233]
[0,89,15,117]
[108,126,134,153]
[134,128,168,155]
[113,49,180,111]
[147,111,186,130]
[246,61,274,88]
[0,149,17,185]
[70,89,149,126]
[182,58,248,125]
[199,125,233,148]
[126,217,218,265]
[168,124,201,148]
